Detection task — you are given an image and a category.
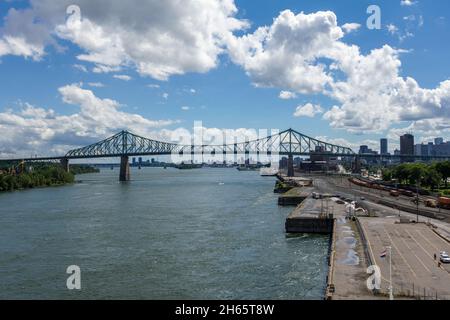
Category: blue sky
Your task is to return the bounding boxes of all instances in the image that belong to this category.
[0,0,449,157]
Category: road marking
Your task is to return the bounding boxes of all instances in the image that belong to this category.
[404,228,434,260]
[359,220,390,284]
[372,227,405,285]
[431,228,450,247]
[416,230,440,252]
[381,226,417,278]
[414,229,450,274]
[403,228,450,275]
[391,227,431,273]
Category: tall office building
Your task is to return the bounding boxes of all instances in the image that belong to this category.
[433,141,450,156]
[400,134,414,162]
[380,138,388,155]
[415,144,429,157]
[359,145,369,154]
[435,137,444,145]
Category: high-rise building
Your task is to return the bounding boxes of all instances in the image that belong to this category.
[359,145,369,154]
[400,134,414,162]
[435,137,444,145]
[415,144,429,157]
[359,145,378,155]
[380,138,388,155]
[433,141,450,156]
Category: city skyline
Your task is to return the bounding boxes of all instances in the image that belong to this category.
[0,1,450,158]
[360,133,450,157]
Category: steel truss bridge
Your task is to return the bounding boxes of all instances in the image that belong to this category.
[65,128,354,158]
[1,128,449,180]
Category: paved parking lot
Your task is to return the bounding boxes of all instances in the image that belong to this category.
[359,217,450,299]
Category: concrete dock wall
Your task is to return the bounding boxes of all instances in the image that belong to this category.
[285,217,334,234]
[278,196,308,206]
[325,219,338,300]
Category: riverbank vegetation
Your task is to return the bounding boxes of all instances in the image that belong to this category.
[70,164,100,175]
[0,163,99,192]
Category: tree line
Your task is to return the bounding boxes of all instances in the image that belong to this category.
[382,161,450,190]
[0,163,99,192]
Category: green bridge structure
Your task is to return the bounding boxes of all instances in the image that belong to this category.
[1,129,448,181]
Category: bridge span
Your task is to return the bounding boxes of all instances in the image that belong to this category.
[1,128,449,181]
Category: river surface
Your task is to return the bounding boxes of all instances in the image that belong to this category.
[0,168,329,299]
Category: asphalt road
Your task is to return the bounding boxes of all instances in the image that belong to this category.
[359,218,450,299]
[311,174,450,299]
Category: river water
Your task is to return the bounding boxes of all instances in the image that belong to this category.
[0,168,329,299]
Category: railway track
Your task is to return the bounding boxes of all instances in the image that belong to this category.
[313,175,450,222]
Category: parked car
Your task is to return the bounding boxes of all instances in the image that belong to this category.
[440,252,450,264]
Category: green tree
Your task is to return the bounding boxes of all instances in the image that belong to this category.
[392,164,410,184]
[422,167,442,189]
[433,161,450,188]
[382,168,393,181]
[0,163,76,192]
[407,163,427,185]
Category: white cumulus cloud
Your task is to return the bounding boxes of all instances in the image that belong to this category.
[0,84,178,157]
[1,0,248,80]
[401,0,417,6]
[279,91,297,100]
[228,10,344,94]
[342,23,361,33]
[113,74,132,81]
[294,103,323,118]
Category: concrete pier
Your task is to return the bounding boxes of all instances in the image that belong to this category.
[60,158,69,173]
[278,187,312,206]
[287,154,294,177]
[119,155,130,181]
[285,197,334,233]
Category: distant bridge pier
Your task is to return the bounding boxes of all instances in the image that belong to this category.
[287,154,294,177]
[352,155,361,174]
[60,158,69,173]
[120,155,130,182]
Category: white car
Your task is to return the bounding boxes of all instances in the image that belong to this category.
[440,252,450,264]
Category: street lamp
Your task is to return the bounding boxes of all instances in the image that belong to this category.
[437,183,441,214]
[388,246,394,300]
[416,183,420,223]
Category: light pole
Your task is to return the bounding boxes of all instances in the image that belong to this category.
[416,182,420,223]
[388,246,394,300]
[438,183,441,214]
